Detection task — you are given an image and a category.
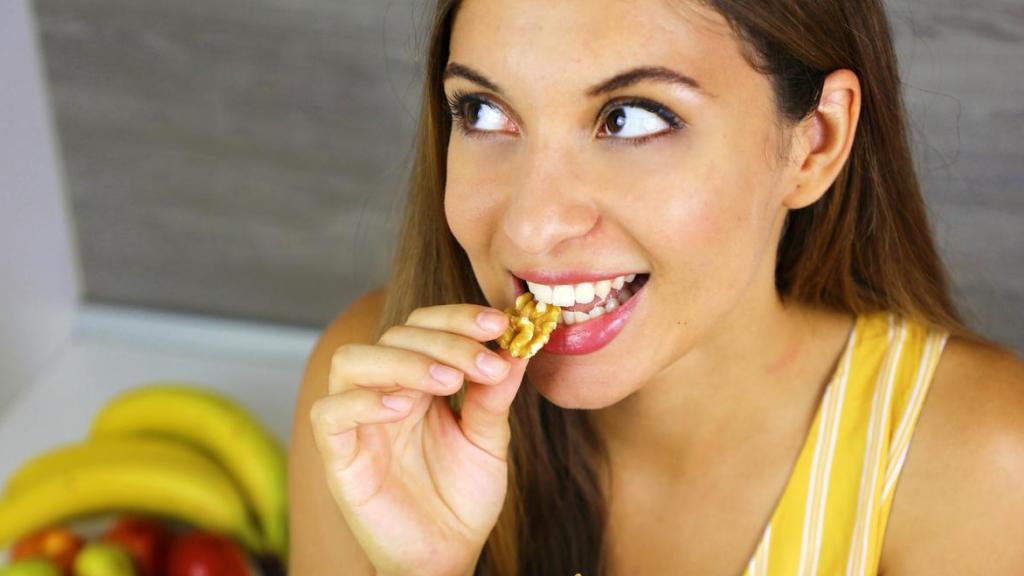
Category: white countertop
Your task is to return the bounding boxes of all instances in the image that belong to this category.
[0,302,322,485]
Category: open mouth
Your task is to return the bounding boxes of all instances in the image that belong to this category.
[514,272,650,326]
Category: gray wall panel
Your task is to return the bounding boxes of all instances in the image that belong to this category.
[33,0,425,327]
[888,0,1023,348]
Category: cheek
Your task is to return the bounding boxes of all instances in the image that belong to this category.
[443,164,497,257]
[444,138,525,253]
[626,168,760,295]
[443,184,471,247]
[633,182,738,258]
[599,139,747,254]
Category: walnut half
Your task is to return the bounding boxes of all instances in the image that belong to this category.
[495,292,561,359]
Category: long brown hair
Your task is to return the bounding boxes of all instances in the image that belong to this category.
[372,1,996,573]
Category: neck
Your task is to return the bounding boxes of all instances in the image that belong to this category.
[588,289,851,482]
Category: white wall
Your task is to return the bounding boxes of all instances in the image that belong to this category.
[0,0,81,411]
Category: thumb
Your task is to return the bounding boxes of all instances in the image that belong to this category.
[458,348,528,461]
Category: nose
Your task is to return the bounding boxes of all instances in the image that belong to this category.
[501,149,600,256]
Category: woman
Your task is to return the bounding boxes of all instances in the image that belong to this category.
[291,0,1024,574]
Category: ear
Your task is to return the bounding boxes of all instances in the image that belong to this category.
[783,69,862,210]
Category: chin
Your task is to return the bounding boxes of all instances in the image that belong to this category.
[524,357,637,410]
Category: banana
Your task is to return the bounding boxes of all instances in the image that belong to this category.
[88,383,288,558]
[0,440,263,552]
[4,436,216,498]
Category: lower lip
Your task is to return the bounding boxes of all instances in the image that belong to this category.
[513,278,648,355]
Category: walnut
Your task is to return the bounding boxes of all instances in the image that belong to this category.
[495,292,561,359]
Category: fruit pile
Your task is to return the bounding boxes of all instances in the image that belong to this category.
[1,518,251,576]
[0,383,288,575]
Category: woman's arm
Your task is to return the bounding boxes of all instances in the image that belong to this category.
[288,288,387,575]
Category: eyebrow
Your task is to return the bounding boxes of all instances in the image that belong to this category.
[443,62,712,99]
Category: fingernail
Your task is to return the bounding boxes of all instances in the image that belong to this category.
[476,352,509,378]
[381,394,413,412]
[476,311,507,332]
[429,363,462,387]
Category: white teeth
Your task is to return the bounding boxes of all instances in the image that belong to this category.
[555,279,638,326]
[527,281,553,305]
[552,285,576,307]
[574,282,594,305]
[524,273,644,310]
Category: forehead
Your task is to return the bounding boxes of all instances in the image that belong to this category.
[448,0,753,102]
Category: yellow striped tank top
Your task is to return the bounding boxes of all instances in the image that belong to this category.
[742,310,950,576]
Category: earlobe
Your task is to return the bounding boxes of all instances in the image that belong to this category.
[783,69,861,210]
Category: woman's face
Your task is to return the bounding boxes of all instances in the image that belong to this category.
[443,0,804,408]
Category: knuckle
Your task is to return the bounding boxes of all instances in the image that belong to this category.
[329,344,366,389]
[377,324,409,346]
[327,370,343,396]
[330,344,355,372]
[328,363,349,397]
[308,398,328,428]
[405,307,426,325]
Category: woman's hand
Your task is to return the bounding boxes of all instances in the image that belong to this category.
[309,304,526,576]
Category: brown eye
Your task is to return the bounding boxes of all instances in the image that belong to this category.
[599,103,673,139]
[463,101,482,125]
[447,93,512,134]
[604,109,628,135]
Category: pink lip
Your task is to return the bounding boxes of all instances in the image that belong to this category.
[509,274,647,355]
[511,269,644,285]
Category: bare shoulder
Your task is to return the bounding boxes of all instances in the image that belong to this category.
[880,336,1024,575]
[297,286,389,397]
[287,287,388,576]
[321,287,389,346]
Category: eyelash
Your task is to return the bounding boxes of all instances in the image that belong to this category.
[444,89,685,147]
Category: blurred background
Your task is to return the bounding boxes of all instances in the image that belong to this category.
[0,0,1021,567]
[0,0,1015,565]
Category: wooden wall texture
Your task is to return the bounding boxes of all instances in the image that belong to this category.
[30,0,1023,351]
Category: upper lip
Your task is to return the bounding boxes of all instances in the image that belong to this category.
[511,269,647,286]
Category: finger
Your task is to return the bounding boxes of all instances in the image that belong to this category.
[329,343,468,396]
[404,304,510,342]
[378,324,511,386]
[309,389,415,471]
[458,348,529,461]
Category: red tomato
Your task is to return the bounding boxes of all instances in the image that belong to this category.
[101,515,173,576]
[11,526,84,575]
[166,532,250,576]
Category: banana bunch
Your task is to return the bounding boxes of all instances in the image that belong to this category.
[0,436,262,550]
[0,383,287,561]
